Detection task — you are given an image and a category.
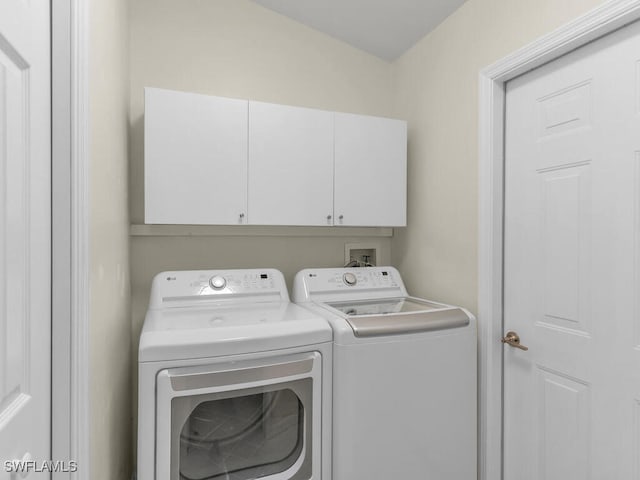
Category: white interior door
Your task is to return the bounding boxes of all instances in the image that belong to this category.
[504,20,640,479]
[0,0,51,477]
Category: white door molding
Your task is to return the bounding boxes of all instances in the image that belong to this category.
[51,0,90,478]
[477,1,640,479]
[69,0,91,476]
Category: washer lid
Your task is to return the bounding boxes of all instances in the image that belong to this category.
[320,297,470,337]
[139,302,332,362]
[326,297,442,316]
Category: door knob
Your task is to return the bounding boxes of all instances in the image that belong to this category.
[501,331,528,351]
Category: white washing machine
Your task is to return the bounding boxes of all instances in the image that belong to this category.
[138,269,332,480]
[293,266,477,480]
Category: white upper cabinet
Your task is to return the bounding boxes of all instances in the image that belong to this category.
[248,101,334,226]
[144,89,407,227]
[144,88,248,225]
[334,113,407,226]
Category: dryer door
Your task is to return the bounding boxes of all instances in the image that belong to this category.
[155,352,321,480]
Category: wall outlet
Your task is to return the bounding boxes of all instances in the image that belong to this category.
[344,243,380,267]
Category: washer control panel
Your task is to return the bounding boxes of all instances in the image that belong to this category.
[343,272,357,286]
[331,269,399,289]
[149,269,287,307]
[209,275,227,290]
[293,267,407,301]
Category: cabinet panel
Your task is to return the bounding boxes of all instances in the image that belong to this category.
[145,88,248,225]
[334,113,407,226]
[248,101,334,226]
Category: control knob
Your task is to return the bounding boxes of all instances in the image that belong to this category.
[209,275,227,290]
[343,272,357,286]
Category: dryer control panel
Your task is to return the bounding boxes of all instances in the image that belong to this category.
[149,269,288,308]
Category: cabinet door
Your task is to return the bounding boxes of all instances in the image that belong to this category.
[248,101,334,226]
[145,88,248,225]
[334,113,407,226]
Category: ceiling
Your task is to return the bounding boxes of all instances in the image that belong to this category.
[251,0,468,61]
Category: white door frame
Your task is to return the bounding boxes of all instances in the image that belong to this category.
[51,0,90,478]
[478,1,640,479]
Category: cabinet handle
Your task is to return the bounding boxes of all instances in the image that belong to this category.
[339,215,344,220]
[239,213,245,223]
[327,215,332,220]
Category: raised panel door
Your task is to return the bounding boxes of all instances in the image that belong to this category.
[504,19,640,479]
[0,0,51,475]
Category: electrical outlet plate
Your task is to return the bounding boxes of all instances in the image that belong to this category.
[344,242,380,267]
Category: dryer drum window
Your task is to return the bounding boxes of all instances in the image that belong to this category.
[170,380,313,480]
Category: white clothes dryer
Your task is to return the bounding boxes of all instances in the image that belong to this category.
[137,269,332,480]
[293,266,476,480]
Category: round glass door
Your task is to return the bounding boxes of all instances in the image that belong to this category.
[171,379,312,480]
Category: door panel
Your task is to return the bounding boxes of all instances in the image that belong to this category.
[636,152,640,351]
[540,164,591,334]
[0,0,51,476]
[504,19,640,480]
[635,400,640,478]
[0,42,29,410]
[536,367,590,479]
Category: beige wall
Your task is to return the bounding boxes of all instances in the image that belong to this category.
[131,233,390,328]
[128,0,396,333]
[129,0,395,463]
[129,0,395,219]
[391,0,607,313]
[90,0,131,478]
